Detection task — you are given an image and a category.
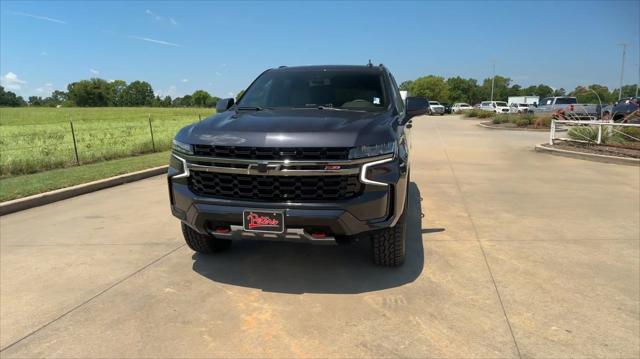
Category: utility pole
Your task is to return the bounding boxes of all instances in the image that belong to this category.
[617,43,628,100]
[490,59,496,101]
[636,64,640,98]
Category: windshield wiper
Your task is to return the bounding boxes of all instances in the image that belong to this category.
[316,105,365,112]
[236,106,266,111]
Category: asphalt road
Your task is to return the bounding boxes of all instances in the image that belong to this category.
[1,115,638,358]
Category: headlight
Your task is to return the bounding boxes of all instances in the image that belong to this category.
[349,142,396,159]
[172,139,193,155]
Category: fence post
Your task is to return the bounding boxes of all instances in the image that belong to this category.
[70,121,80,165]
[597,124,602,144]
[549,119,555,145]
[148,113,156,152]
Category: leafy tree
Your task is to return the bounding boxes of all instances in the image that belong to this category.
[122,81,154,106]
[553,88,566,96]
[410,76,449,102]
[447,76,479,104]
[0,86,27,106]
[109,80,127,106]
[479,75,510,101]
[67,78,112,107]
[399,80,414,92]
[236,90,245,102]
[28,96,44,106]
[192,90,213,107]
[614,84,638,99]
[210,96,221,107]
[162,96,172,107]
[570,85,613,104]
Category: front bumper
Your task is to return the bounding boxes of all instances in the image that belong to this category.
[168,154,409,240]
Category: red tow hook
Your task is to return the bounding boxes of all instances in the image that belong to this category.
[311,231,326,239]
[215,226,231,233]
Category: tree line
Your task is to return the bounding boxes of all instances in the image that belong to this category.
[0,78,223,108]
[2,75,638,108]
[400,75,638,105]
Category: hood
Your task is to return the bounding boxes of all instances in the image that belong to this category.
[175,108,397,148]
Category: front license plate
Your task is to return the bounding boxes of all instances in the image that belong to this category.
[243,210,285,233]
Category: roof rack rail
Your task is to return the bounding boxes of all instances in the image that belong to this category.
[278,65,287,68]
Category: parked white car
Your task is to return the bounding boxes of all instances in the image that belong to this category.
[509,103,530,113]
[480,101,510,113]
[451,103,473,112]
[428,101,445,115]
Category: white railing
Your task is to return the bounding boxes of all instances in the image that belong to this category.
[549,119,640,145]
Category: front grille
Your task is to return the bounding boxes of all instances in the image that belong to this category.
[192,145,350,161]
[189,172,363,201]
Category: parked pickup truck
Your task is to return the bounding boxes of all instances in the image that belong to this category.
[602,97,640,122]
[168,64,428,267]
[529,96,600,120]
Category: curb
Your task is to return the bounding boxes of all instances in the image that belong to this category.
[478,122,550,132]
[0,165,168,216]
[534,144,640,166]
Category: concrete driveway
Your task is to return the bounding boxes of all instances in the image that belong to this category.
[1,115,638,358]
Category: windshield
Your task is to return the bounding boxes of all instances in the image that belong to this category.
[555,97,577,105]
[238,69,387,111]
[496,102,508,107]
[429,101,440,105]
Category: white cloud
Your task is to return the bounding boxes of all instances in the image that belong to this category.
[1,72,27,91]
[129,35,181,47]
[89,68,100,75]
[156,85,178,98]
[145,9,176,23]
[181,78,188,83]
[35,83,54,95]
[9,11,67,24]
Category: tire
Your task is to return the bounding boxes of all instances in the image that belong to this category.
[371,190,408,267]
[181,223,231,254]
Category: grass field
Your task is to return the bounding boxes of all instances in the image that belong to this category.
[0,151,171,202]
[0,107,215,177]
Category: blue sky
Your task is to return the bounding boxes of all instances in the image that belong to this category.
[1,1,639,98]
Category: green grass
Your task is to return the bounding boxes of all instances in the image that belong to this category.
[0,107,214,177]
[0,151,170,202]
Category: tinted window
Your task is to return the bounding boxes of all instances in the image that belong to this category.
[239,69,387,111]
[555,97,577,105]
[496,102,508,107]
[388,74,405,114]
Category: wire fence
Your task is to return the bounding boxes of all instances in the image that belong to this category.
[0,113,202,177]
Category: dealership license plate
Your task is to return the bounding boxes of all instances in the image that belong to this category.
[243,210,285,233]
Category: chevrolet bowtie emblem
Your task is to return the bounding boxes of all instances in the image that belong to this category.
[248,163,282,174]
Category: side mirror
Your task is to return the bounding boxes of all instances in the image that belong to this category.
[405,97,428,121]
[216,98,234,113]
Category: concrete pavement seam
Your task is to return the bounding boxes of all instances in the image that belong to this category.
[432,120,523,359]
[0,243,186,353]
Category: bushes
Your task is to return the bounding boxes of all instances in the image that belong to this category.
[477,111,494,119]
[464,109,482,118]
[533,116,552,128]
[487,113,553,128]
[567,126,606,143]
[514,118,531,127]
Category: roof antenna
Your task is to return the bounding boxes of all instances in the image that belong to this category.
[367,59,373,67]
